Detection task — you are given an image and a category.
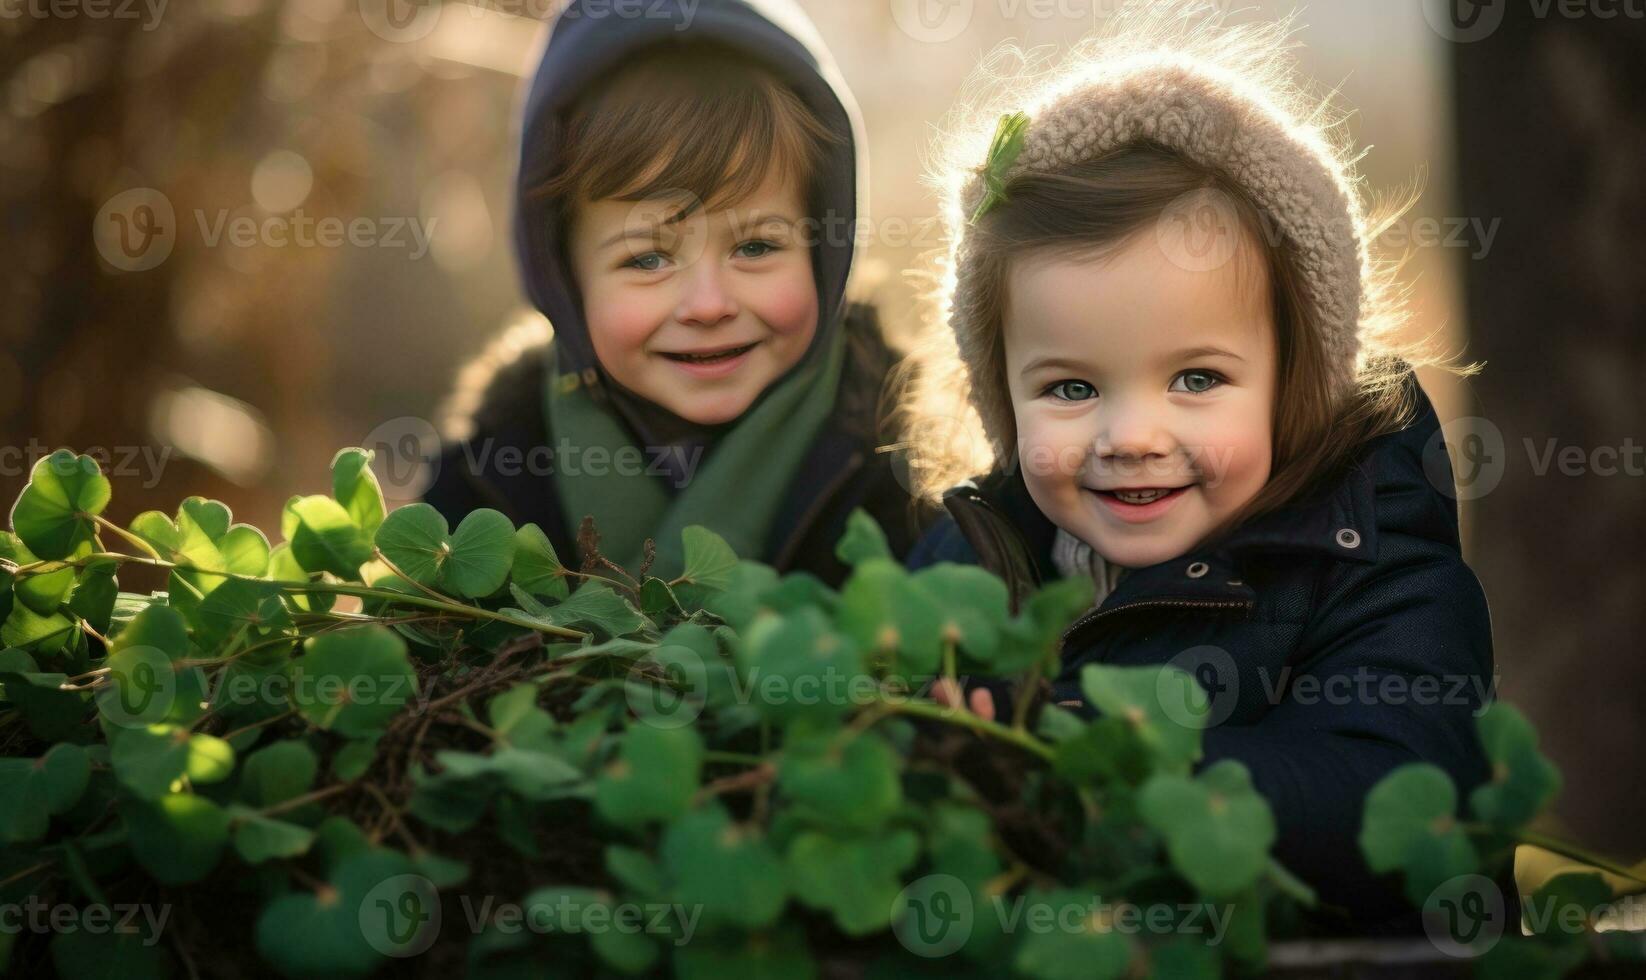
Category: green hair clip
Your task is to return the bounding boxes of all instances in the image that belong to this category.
[969,110,1031,225]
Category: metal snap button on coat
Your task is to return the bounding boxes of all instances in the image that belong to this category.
[1186,561,1210,578]
[1336,528,1361,549]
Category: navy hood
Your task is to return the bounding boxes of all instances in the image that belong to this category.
[512,0,867,378]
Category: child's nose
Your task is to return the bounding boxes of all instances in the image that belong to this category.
[675,263,739,327]
[1095,405,1175,463]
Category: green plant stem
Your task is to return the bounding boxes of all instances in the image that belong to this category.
[277,582,589,639]
[566,570,633,592]
[880,698,1054,763]
[17,546,591,642]
[1497,826,1646,885]
[703,750,766,766]
[372,548,454,603]
[0,860,53,889]
[91,515,163,562]
[1267,857,1318,906]
[1010,666,1041,734]
[260,782,352,818]
[11,552,168,576]
[220,707,299,743]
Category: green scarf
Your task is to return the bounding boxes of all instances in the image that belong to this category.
[544,328,848,580]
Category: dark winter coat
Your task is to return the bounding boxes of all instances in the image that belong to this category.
[907,373,1503,926]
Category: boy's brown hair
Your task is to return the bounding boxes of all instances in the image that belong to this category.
[531,41,839,225]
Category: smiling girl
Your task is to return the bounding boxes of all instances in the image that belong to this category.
[905,8,1498,925]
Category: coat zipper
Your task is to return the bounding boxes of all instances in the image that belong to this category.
[946,489,1256,639]
[1060,598,1254,643]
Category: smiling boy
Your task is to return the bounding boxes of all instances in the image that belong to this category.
[423,0,928,584]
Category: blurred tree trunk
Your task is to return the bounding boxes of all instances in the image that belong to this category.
[1,5,392,587]
[1450,2,1646,856]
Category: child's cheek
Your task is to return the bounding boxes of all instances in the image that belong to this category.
[750,260,820,341]
[585,282,667,362]
[1016,409,1087,484]
[1194,410,1271,503]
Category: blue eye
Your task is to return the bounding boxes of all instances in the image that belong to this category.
[624,252,667,272]
[735,240,778,259]
[1047,380,1097,401]
[1171,370,1223,394]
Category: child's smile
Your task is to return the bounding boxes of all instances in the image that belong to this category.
[1004,225,1278,568]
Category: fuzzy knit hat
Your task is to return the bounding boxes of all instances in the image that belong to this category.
[947,44,1374,454]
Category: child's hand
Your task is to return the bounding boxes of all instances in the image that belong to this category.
[932,677,996,721]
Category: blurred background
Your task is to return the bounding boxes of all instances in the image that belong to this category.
[2,1,1641,858]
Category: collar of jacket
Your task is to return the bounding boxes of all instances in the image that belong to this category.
[941,436,1383,615]
[439,302,897,571]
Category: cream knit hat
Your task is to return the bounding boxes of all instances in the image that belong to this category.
[946,38,1375,453]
